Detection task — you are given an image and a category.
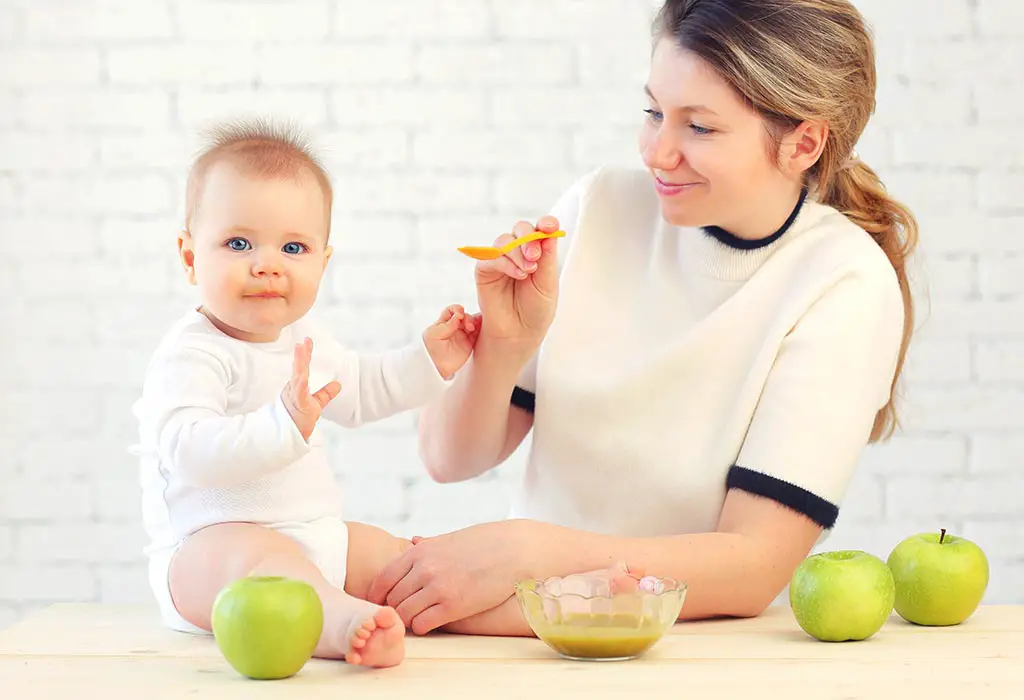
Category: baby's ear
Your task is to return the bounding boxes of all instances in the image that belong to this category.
[323,244,333,270]
[178,229,197,285]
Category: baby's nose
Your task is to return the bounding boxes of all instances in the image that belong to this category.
[252,253,284,275]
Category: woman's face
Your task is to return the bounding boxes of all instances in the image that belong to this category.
[638,37,797,234]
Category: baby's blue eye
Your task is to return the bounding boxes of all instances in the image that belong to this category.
[283,242,306,255]
[227,238,250,251]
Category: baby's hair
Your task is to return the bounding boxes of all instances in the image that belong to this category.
[184,117,334,236]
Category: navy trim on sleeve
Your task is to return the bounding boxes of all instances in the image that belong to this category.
[726,465,839,529]
[510,386,536,413]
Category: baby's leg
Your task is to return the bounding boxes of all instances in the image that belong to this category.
[342,521,413,600]
[168,522,404,668]
[338,521,416,665]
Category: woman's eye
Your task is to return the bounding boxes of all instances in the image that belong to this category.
[643,108,663,122]
[283,242,306,255]
[690,123,713,135]
[227,238,250,251]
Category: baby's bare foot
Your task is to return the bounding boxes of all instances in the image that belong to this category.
[345,606,405,668]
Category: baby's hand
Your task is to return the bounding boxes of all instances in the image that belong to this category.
[422,304,480,380]
[282,337,341,441]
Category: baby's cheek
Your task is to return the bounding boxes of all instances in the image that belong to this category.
[295,276,321,300]
[301,261,329,293]
[217,270,246,296]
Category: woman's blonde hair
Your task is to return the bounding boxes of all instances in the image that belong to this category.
[654,0,919,442]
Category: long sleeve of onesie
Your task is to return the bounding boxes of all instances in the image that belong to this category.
[307,321,450,428]
[144,344,311,490]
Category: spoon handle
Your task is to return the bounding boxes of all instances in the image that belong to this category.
[499,230,566,253]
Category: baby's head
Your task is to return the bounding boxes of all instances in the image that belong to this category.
[179,118,333,342]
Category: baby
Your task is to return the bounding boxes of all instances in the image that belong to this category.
[131,119,478,668]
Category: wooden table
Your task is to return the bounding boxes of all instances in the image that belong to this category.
[1,603,1021,698]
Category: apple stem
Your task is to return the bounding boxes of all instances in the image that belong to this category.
[940,528,946,544]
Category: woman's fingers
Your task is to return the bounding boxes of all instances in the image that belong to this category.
[475,217,562,282]
[535,215,560,233]
[366,551,415,605]
[477,254,528,281]
[479,225,545,279]
[409,604,451,637]
[385,567,427,611]
[476,233,530,280]
[394,588,438,630]
[501,227,538,276]
[507,222,545,270]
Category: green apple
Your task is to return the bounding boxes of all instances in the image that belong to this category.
[211,575,324,680]
[789,550,895,642]
[886,528,989,626]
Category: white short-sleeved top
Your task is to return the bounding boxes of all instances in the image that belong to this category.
[507,167,905,537]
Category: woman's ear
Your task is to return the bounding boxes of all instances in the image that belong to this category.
[178,229,197,285]
[779,120,829,176]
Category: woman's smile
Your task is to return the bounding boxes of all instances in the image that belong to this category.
[653,175,703,196]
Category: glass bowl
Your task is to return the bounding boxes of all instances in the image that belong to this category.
[514,571,687,661]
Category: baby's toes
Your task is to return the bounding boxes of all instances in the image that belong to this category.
[348,608,405,668]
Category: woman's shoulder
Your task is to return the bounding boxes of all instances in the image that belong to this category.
[789,199,901,290]
[773,201,906,349]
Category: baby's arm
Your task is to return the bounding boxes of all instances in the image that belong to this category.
[142,343,310,489]
[316,339,447,428]
[305,324,449,429]
[312,305,477,428]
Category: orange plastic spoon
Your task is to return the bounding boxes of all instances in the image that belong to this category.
[457,230,565,260]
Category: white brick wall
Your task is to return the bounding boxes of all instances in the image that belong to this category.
[1,0,1022,628]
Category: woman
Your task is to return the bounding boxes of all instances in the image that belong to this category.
[367,0,919,636]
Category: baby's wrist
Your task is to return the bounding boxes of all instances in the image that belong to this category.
[420,331,447,375]
[281,395,314,442]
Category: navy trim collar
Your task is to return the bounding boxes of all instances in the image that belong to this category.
[701,187,808,251]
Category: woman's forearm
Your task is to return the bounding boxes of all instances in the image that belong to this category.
[418,336,534,483]
[521,521,790,620]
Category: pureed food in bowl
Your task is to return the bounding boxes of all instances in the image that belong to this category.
[514,571,687,661]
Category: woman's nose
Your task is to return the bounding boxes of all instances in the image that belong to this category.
[642,128,683,171]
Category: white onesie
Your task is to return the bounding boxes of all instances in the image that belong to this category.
[131,308,448,632]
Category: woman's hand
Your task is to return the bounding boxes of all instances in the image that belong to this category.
[366,520,534,635]
[474,216,562,354]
